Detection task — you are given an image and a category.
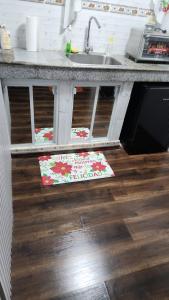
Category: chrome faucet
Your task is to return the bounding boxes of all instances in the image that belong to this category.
[84,17,101,54]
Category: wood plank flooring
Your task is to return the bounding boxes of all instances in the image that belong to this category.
[12,148,169,300]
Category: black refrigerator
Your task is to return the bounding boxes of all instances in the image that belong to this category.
[120,82,169,154]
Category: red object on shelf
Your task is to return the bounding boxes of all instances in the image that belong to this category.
[148,47,169,55]
[76,87,84,93]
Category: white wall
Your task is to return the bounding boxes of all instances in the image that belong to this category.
[0,0,151,54]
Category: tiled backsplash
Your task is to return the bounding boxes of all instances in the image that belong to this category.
[20,0,64,5]
[82,1,153,17]
[20,0,153,17]
[1,0,151,54]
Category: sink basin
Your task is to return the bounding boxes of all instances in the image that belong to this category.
[68,53,121,66]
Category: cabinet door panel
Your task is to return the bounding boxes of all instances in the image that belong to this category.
[8,86,32,144]
[92,86,116,138]
[71,86,96,141]
[33,86,55,144]
[139,86,169,148]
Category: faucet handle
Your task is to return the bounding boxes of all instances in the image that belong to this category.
[84,45,93,54]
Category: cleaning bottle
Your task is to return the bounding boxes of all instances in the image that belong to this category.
[106,36,114,56]
[0,24,12,50]
[65,40,72,56]
[65,25,72,56]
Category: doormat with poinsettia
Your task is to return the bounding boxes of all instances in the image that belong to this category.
[35,127,90,144]
[38,151,115,186]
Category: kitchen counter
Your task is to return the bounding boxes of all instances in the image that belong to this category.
[1,48,169,82]
[1,48,169,154]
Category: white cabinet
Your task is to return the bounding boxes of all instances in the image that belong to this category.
[69,84,119,144]
[58,82,133,146]
[3,79,133,154]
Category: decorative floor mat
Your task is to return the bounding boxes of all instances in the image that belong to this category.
[35,127,90,144]
[39,151,115,185]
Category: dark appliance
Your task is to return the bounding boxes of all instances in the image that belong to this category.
[120,83,169,154]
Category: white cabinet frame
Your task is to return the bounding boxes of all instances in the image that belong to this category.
[2,79,134,154]
[70,81,133,144]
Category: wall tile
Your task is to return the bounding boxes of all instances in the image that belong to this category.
[20,0,153,18]
[82,1,153,17]
[0,0,151,54]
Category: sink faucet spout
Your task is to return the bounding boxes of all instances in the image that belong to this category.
[84,16,101,54]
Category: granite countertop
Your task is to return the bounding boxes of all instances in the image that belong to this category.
[1,48,169,73]
[1,48,169,82]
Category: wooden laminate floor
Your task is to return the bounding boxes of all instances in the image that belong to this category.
[12,147,169,300]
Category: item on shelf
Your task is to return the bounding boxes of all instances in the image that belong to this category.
[64,25,72,56]
[162,0,169,13]
[106,36,114,56]
[26,16,39,52]
[0,24,12,50]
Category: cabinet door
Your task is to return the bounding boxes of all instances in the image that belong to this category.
[139,85,169,149]
[33,86,55,145]
[71,86,97,142]
[92,86,116,138]
[71,85,118,142]
[8,86,32,144]
[7,85,56,145]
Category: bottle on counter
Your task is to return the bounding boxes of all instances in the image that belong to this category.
[0,24,12,50]
[65,25,72,56]
[65,40,72,56]
[106,36,114,56]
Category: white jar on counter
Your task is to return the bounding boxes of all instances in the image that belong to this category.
[0,24,11,50]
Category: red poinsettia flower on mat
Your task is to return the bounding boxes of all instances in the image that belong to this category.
[51,161,72,176]
[35,128,42,133]
[41,176,54,186]
[43,132,53,141]
[92,162,106,172]
[76,130,88,138]
[38,155,51,161]
[78,152,89,157]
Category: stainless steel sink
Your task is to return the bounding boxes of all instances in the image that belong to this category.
[68,53,121,66]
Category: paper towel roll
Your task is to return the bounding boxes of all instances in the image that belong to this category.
[26,16,39,52]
